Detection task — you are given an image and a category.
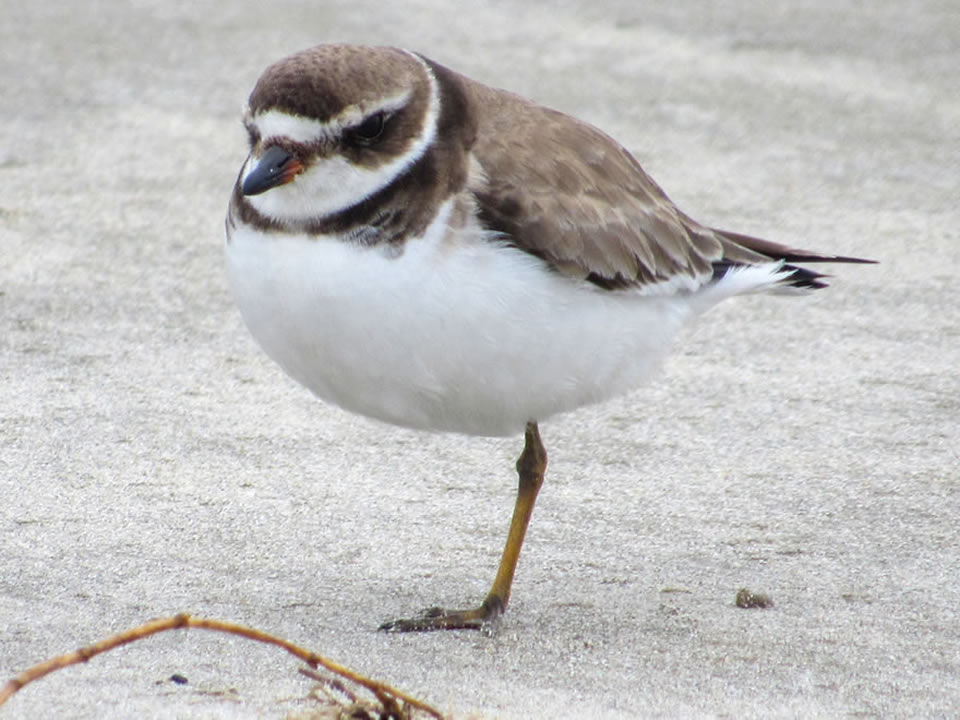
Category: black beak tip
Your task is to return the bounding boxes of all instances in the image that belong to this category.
[241,172,264,197]
[241,146,296,196]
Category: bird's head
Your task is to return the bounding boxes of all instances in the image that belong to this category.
[236,44,442,226]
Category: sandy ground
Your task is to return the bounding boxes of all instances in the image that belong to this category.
[2,1,958,718]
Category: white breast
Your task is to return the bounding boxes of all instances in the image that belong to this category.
[225,199,785,437]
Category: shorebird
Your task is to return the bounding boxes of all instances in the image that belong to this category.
[225,44,871,631]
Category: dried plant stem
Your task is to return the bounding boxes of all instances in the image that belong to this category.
[0,613,443,718]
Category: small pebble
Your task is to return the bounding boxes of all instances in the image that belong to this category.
[735,588,774,609]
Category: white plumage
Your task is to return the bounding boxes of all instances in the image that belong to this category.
[226,197,790,437]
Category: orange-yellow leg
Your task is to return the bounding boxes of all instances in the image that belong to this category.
[379,422,547,632]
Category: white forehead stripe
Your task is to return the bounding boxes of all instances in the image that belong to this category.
[252,110,336,145]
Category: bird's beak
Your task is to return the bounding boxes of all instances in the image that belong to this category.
[241,145,304,196]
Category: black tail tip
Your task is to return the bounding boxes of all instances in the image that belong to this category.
[784,264,830,289]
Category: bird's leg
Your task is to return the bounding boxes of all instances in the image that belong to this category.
[379,422,547,632]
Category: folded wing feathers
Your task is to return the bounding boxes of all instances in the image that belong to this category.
[466,77,872,293]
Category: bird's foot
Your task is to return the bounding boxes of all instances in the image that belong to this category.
[378,596,504,634]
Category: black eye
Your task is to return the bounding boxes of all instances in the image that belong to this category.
[349,112,387,145]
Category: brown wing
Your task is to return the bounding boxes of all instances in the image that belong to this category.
[465,81,724,290]
[464,79,872,290]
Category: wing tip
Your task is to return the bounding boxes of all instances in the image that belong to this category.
[713,228,877,266]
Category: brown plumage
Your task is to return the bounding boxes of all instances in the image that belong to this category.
[422,55,873,291]
[238,45,872,290]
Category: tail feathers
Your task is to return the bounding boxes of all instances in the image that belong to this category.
[712,259,830,289]
[711,228,876,290]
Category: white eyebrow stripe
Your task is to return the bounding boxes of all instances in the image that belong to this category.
[250,89,416,145]
[252,110,336,145]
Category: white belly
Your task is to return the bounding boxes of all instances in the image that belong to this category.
[225,205,778,437]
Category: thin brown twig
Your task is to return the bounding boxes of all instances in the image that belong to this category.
[0,613,445,718]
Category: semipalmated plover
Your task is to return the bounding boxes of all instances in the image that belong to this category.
[225,44,871,632]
